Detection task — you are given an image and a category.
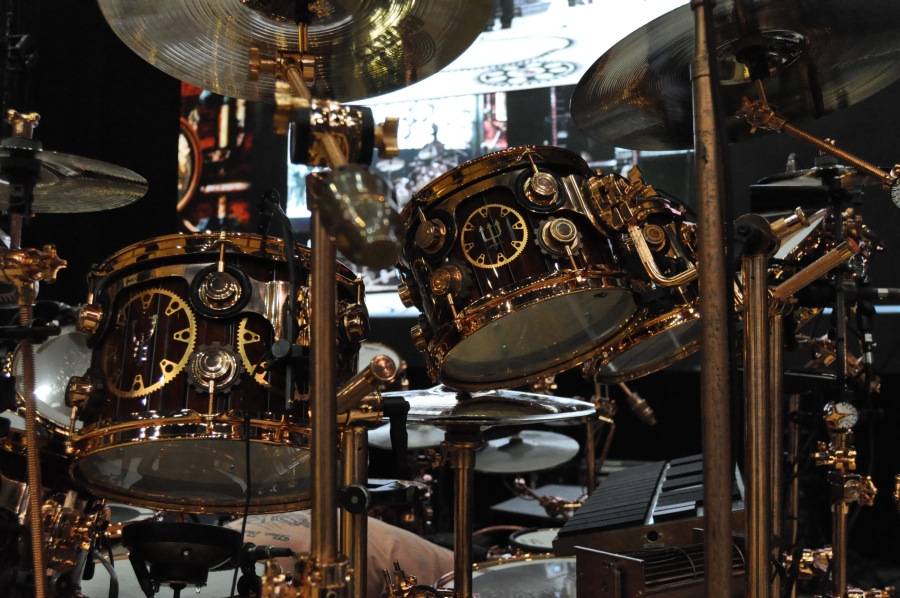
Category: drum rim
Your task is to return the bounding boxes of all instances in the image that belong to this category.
[69,409,312,514]
[425,268,636,390]
[508,527,561,553]
[588,303,701,384]
[435,553,574,588]
[90,232,358,283]
[406,145,592,213]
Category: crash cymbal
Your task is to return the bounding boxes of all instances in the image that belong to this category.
[381,386,595,428]
[571,0,900,150]
[0,149,148,213]
[368,424,445,451]
[475,430,579,474]
[98,0,493,103]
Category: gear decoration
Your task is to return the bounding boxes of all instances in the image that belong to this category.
[237,316,271,388]
[102,288,196,399]
[477,59,576,87]
[461,203,529,269]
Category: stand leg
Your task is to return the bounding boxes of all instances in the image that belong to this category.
[310,193,344,596]
[443,437,480,598]
[585,420,597,495]
[690,1,734,596]
[787,393,801,598]
[743,253,772,598]
[341,427,368,598]
[770,314,784,598]
[832,499,849,598]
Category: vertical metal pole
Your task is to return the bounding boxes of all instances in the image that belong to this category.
[310,188,339,565]
[585,419,597,495]
[690,1,733,597]
[445,437,480,598]
[770,314,784,598]
[786,393,801,598]
[743,253,772,598]
[832,490,849,598]
[341,427,368,598]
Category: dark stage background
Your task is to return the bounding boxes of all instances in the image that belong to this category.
[11,0,900,587]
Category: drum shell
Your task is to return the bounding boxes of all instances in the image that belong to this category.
[400,146,637,390]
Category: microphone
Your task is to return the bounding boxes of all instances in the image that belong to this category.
[317,164,403,270]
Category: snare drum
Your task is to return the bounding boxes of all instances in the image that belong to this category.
[68,233,367,513]
[398,146,637,390]
[437,555,575,598]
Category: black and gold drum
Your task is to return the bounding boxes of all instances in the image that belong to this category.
[398,146,637,390]
[67,232,367,513]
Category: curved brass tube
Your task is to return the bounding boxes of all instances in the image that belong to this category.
[628,223,698,287]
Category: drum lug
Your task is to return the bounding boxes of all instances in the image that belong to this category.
[410,324,429,354]
[414,215,447,255]
[397,282,417,309]
[77,303,103,335]
[340,303,370,344]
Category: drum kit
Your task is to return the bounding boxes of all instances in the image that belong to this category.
[2,0,900,597]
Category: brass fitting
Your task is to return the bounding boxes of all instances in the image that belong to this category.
[7,110,39,140]
[375,117,400,159]
[769,207,809,242]
[410,325,428,353]
[0,245,66,286]
[77,303,104,336]
[397,283,416,309]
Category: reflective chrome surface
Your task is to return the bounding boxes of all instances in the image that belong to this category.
[97,0,494,102]
[572,0,900,149]
[368,423,444,451]
[382,386,595,427]
[437,555,576,597]
[475,431,579,474]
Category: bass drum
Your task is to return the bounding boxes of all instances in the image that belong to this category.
[68,233,367,513]
[437,555,575,598]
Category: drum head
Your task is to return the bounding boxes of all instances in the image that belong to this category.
[509,528,560,553]
[439,556,575,598]
[14,324,91,430]
[442,288,634,384]
[72,440,310,512]
[596,316,700,382]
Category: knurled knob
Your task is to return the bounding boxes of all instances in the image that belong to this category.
[341,304,370,343]
[65,375,92,409]
[410,325,428,353]
[198,271,242,310]
[547,218,578,244]
[414,219,447,254]
[397,283,415,308]
[429,265,463,297]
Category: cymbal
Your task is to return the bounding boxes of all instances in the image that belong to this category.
[368,424,445,451]
[756,165,882,190]
[381,386,595,428]
[571,0,900,150]
[0,149,148,213]
[97,0,494,103]
[475,430,580,474]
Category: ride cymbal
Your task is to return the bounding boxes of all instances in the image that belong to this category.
[571,0,900,150]
[475,430,580,474]
[97,0,493,102]
[0,149,148,213]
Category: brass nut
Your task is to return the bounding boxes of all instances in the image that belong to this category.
[642,224,666,250]
[65,375,92,409]
[524,172,558,205]
[397,283,415,308]
[341,305,369,343]
[410,325,428,353]
[77,303,104,335]
[414,219,447,254]
[429,265,463,297]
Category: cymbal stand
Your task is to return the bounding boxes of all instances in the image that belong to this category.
[586,380,616,496]
[440,428,483,598]
[0,109,67,598]
[735,211,859,598]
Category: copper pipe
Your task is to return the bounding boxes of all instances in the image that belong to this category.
[336,357,396,414]
[743,253,772,598]
[595,416,615,487]
[341,427,368,598]
[310,182,339,565]
[787,393,801,598]
[284,66,312,102]
[691,1,734,596]
[628,223,698,287]
[833,499,849,597]
[585,420,597,495]
[445,438,480,598]
[771,239,859,302]
[770,314,784,598]
[781,122,891,188]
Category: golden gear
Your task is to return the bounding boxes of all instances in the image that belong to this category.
[103,288,196,398]
[461,203,528,269]
[237,316,271,389]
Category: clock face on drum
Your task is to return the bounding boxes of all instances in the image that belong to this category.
[461,203,529,268]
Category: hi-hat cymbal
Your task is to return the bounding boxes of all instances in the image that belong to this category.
[0,149,148,213]
[571,0,900,150]
[98,0,493,103]
[475,430,580,474]
[381,386,595,428]
[368,424,445,451]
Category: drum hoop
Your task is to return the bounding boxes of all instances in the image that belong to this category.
[590,303,702,384]
[407,146,591,212]
[427,269,636,390]
[435,554,574,588]
[91,232,358,283]
[68,411,312,514]
[508,527,560,553]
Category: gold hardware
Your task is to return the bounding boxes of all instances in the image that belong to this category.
[461,204,528,269]
[642,224,667,250]
[375,117,400,159]
[628,223,698,287]
[0,245,67,287]
[6,110,39,139]
[414,218,447,254]
[410,325,428,353]
[77,303,104,335]
[397,283,415,309]
[197,270,242,310]
[340,304,370,344]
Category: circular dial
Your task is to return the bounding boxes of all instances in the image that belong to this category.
[461,203,529,269]
[890,178,900,209]
[102,288,196,398]
[826,401,859,430]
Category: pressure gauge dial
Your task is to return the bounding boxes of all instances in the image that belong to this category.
[890,177,900,209]
[825,401,859,431]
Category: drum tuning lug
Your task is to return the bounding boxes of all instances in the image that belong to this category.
[641,224,667,252]
[535,217,583,261]
[414,217,447,254]
[397,282,417,309]
[410,324,429,354]
[340,303,370,344]
[77,303,103,336]
[186,343,243,394]
[65,375,92,410]
[522,152,559,206]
